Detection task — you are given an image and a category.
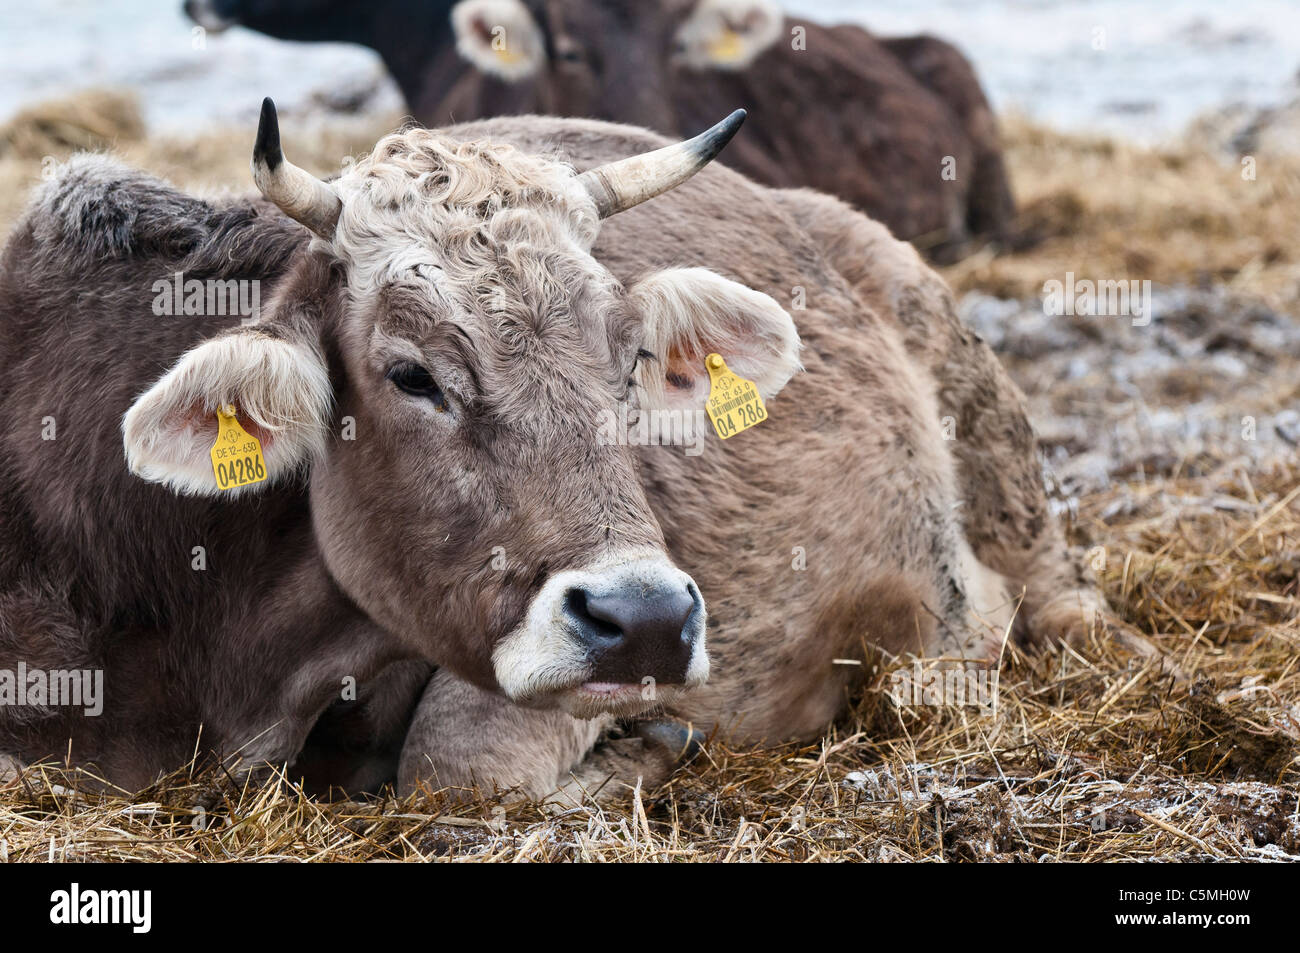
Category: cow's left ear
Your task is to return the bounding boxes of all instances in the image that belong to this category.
[451,0,547,81]
[675,0,783,71]
[629,267,801,412]
[122,330,332,496]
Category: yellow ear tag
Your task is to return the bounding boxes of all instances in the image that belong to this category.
[705,353,767,440]
[210,404,268,491]
[709,29,744,63]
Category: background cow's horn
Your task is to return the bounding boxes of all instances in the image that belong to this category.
[251,97,342,239]
[577,109,746,219]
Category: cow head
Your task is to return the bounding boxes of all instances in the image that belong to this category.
[123,100,800,720]
[450,0,781,131]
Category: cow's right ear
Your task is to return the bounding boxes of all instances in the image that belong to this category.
[451,0,547,81]
[629,267,801,413]
[675,0,783,71]
[122,331,331,497]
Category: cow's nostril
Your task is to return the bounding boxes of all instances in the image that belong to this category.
[564,587,624,643]
[582,587,695,645]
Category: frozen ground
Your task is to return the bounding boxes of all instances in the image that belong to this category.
[963,286,1300,500]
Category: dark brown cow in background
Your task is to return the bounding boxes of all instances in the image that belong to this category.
[446,0,1015,256]
[185,0,1016,259]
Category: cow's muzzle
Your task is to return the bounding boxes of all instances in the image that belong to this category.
[564,575,703,687]
[492,553,709,717]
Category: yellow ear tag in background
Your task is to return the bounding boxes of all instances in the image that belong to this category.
[709,29,744,64]
[210,404,268,491]
[705,353,767,440]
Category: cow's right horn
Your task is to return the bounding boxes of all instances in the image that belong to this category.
[576,109,746,219]
[251,97,342,239]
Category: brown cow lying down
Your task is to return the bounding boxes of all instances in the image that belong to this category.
[0,103,1100,796]
[184,0,1014,259]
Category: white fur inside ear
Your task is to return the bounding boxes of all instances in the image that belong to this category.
[629,267,801,411]
[451,0,547,81]
[122,333,332,497]
[675,0,783,71]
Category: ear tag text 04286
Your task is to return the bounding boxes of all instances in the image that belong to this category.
[210,404,268,491]
[704,353,767,440]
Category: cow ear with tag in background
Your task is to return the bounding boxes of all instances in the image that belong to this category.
[628,266,801,413]
[122,329,331,496]
[674,0,783,72]
[451,0,547,82]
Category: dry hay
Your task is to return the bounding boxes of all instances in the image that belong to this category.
[2,458,1296,862]
[0,95,398,248]
[942,115,1300,315]
[0,89,146,161]
[0,92,1297,862]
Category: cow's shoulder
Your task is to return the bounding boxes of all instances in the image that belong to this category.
[768,186,967,353]
[769,187,932,290]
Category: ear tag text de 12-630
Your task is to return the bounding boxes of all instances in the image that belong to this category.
[210,404,267,491]
[705,353,767,439]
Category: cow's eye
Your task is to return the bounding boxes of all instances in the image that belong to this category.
[623,348,654,399]
[388,363,449,412]
[555,42,583,63]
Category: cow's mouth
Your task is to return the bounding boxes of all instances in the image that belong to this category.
[557,680,688,720]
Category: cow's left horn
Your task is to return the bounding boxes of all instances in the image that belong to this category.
[576,109,746,219]
[251,97,342,239]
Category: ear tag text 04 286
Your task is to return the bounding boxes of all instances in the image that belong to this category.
[210,404,268,491]
[704,353,767,440]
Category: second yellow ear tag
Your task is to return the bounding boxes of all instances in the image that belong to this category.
[709,29,744,64]
[705,353,767,440]
[210,404,268,491]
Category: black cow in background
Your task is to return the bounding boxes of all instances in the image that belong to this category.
[184,0,473,119]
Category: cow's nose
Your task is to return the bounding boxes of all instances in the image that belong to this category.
[564,581,701,684]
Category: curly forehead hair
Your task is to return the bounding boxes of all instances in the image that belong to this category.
[328,127,602,292]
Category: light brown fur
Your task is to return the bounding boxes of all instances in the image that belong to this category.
[399,117,1098,800]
